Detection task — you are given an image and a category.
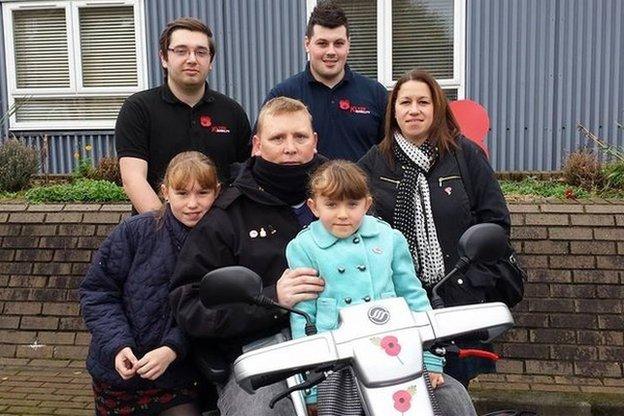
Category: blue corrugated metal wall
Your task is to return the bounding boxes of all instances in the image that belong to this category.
[466,0,624,171]
[0,0,306,173]
[0,5,8,140]
[2,0,623,173]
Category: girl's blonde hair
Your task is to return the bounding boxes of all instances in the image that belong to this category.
[308,160,370,201]
[156,151,219,222]
[161,151,219,192]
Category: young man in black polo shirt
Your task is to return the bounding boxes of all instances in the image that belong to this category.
[116,18,251,213]
[260,1,387,162]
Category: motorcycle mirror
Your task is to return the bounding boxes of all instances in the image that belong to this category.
[200,266,263,307]
[457,223,509,264]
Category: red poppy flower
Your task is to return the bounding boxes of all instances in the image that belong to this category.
[200,115,212,127]
[339,99,351,110]
[381,335,401,356]
[393,389,412,412]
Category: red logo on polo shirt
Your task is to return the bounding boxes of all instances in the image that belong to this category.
[338,98,371,115]
[200,115,212,127]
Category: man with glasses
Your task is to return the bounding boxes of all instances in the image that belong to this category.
[116,17,251,213]
[260,1,387,162]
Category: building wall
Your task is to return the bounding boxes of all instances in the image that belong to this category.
[466,0,624,171]
[2,0,623,173]
[0,0,306,174]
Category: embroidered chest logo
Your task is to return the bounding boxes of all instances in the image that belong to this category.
[338,98,371,115]
[200,115,212,127]
[199,115,230,133]
[444,186,452,195]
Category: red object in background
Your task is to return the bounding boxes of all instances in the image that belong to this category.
[448,100,490,157]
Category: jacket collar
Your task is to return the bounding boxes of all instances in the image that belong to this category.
[310,215,379,249]
[163,205,191,249]
[161,82,215,105]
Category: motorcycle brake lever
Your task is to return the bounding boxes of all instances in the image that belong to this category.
[268,363,350,409]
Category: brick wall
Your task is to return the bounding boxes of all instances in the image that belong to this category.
[0,204,130,366]
[475,199,624,394]
[0,200,623,393]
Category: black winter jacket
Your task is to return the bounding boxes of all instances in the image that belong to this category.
[80,208,198,389]
[169,158,303,364]
[358,136,511,306]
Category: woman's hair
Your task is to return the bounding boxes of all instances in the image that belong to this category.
[309,160,370,201]
[155,151,219,222]
[379,69,461,164]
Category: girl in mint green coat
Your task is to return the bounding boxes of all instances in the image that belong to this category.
[286,160,443,416]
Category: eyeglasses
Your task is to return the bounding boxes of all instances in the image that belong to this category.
[167,46,211,59]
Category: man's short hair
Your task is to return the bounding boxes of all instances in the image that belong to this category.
[256,97,313,136]
[159,17,215,78]
[305,1,349,38]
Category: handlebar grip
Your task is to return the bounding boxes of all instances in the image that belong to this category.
[250,370,298,391]
[458,348,500,361]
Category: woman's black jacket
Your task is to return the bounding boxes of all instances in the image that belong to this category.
[358,136,511,306]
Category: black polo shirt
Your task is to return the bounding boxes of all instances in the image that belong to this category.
[264,64,388,161]
[115,83,251,190]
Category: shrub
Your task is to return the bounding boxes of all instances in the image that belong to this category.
[561,149,605,190]
[0,138,39,192]
[91,157,122,186]
[604,161,624,190]
[25,179,127,203]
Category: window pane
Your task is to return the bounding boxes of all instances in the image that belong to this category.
[14,96,126,122]
[443,88,457,101]
[392,0,454,80]
[79,6,138,87]
[334,0,377,79]
[13,8,70,88]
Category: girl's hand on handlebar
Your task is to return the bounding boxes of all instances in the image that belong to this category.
[429,372,445,389]
[114,347,138,380]
[276,268,325,309]
[136,346,177,380]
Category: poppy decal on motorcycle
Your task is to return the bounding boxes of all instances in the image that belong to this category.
[371,335,404,364]
[392,386,417,414]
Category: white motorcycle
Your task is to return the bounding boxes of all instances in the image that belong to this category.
[200,223,522,416]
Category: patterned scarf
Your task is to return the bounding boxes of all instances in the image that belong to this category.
[392,132,445,287]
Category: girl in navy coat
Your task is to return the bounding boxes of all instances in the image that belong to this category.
[286,160,444,416]
[80,151,220,416]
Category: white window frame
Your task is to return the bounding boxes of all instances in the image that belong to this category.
[2,0,148,130]
[306,0,466,98]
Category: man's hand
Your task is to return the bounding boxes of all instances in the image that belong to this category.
[429,372,445,389]
[136,346,177,381]
[276,267,325,309]
[114,347,138,380]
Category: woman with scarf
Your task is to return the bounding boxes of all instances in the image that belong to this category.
[358,69,511,387]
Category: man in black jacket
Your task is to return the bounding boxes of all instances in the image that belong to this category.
[170,97,326,415]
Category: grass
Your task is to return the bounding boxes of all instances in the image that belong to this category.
[0,177,622,203]
[500,177,624,199]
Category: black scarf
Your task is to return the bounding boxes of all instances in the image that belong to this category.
[392,133,445,286]
[252,155,325,205]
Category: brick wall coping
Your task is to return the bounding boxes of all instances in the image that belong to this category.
[0,197,622,213]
